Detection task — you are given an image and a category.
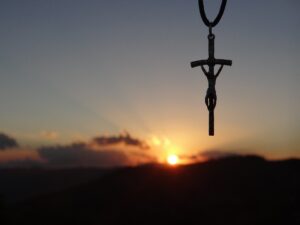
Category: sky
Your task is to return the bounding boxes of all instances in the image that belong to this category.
[0,0,299,167]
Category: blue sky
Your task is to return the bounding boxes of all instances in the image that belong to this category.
[0,0,299,161]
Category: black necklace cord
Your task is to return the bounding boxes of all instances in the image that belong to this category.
[198,0,227,28]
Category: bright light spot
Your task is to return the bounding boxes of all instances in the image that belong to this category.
[167,154,179,166]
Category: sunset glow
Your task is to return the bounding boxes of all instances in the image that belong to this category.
[167,154,179,166]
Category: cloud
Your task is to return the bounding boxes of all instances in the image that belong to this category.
[0,132,155,168]
[0,149,44,168]
[179,150,241,164]
[37,132,154,168]
[38,143,131,168]
[0,133,19,150]
[92,131,149,150]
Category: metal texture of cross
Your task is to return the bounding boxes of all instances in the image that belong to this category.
[191,0,232,136]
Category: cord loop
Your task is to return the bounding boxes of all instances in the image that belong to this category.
[198,0,227,28]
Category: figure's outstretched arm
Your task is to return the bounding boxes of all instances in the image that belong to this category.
[201,65,208,77]
[215,65,224,78]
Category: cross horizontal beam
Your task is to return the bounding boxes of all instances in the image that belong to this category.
[191,59,232,68]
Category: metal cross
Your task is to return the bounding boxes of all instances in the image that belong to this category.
[191,0,232,136]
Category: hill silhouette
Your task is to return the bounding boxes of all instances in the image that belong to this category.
[3,155,300,225]
[0,168,111,204]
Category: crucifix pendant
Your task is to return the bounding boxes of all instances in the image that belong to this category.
[190,0,232,136]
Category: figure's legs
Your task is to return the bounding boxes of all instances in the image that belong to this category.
[205,89,217,111]
[205,89,217,136]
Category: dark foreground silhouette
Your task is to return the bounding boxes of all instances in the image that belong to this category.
[0,168,110,204]
[2,156,300,225]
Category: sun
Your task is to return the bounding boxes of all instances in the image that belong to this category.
[167,154,179,166]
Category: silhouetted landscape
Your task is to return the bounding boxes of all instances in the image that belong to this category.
[0,168,111,204]
[1,155,299,225]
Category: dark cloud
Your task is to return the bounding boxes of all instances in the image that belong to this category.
[38,142,131,168]
[0,132,154,168]
[0,159,43,168]
[180,150,240,163]
[0,133,18,150]
[92,132,149,150]
[200,150,240,160]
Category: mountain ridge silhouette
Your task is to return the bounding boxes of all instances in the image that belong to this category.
[3,155,300,225]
